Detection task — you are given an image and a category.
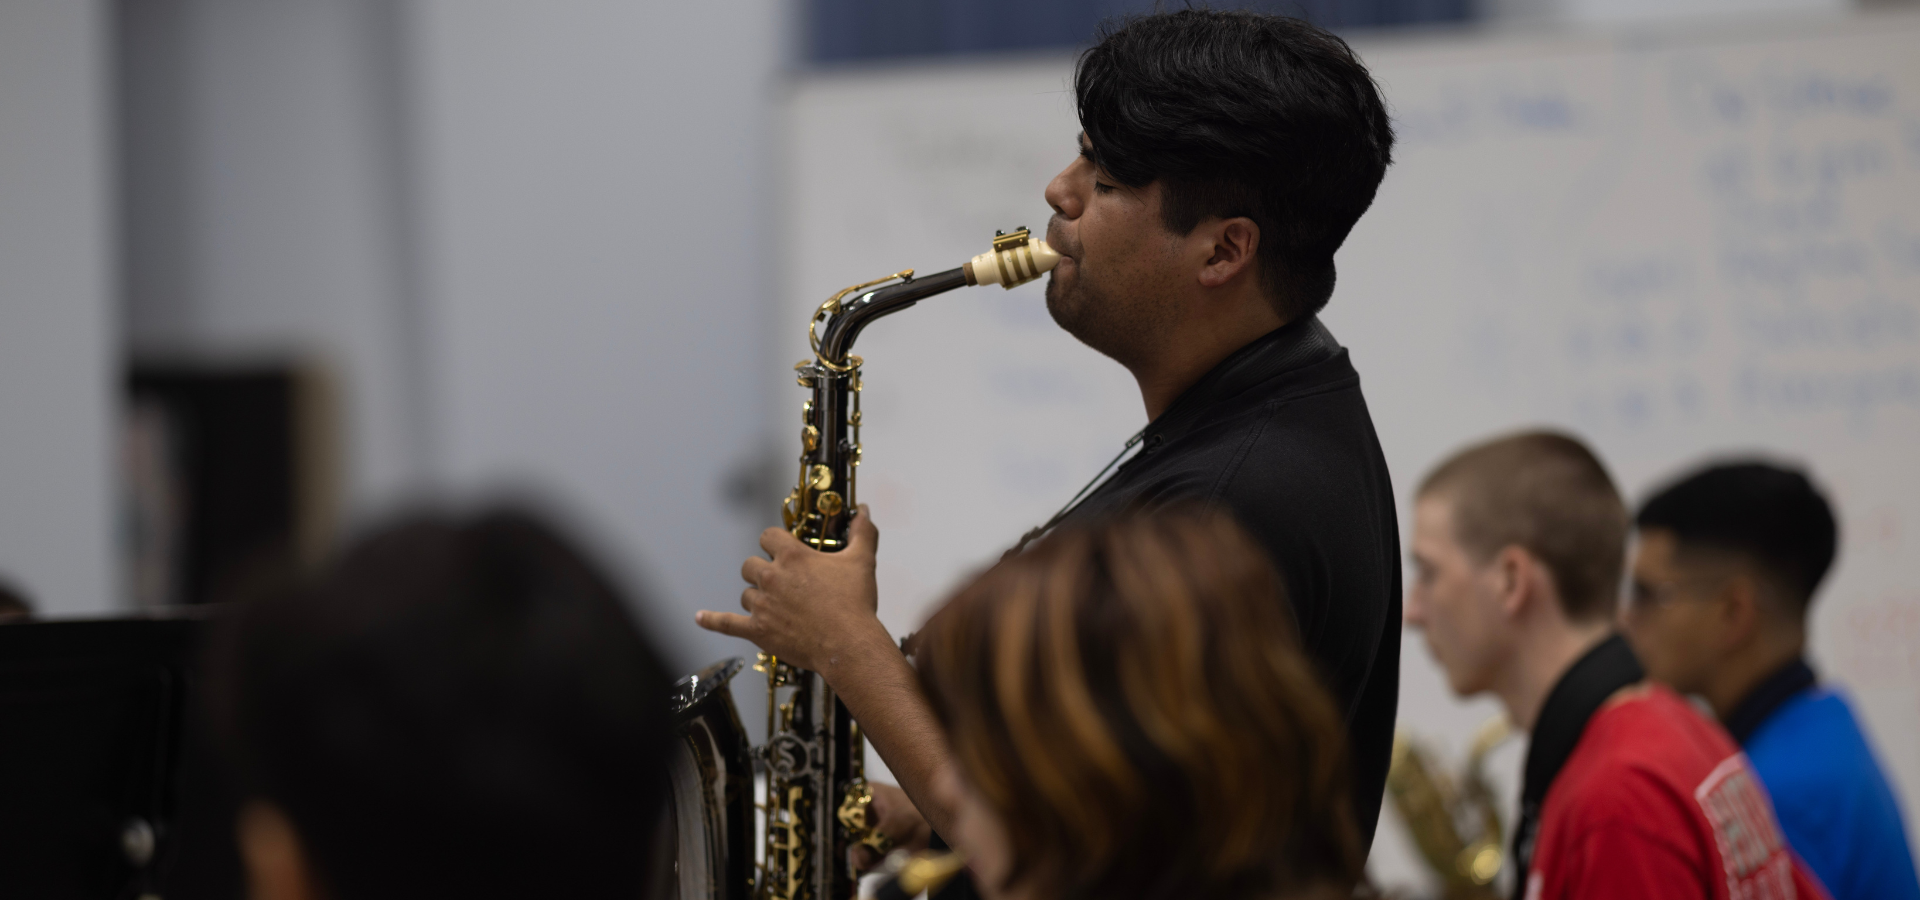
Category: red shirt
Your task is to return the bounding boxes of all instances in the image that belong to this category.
[1524,685,1830,900]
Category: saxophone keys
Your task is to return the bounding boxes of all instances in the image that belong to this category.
[802,425,819,452]
[837,780,893,853]
[808,464,833,491]
[816,491,843,516]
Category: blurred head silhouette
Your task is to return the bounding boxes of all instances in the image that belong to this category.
[206,508,673,900]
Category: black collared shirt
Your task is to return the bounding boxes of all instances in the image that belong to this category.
[1723,657,1818,746]
[1510,633,1645,899]
[1057,314,1401,850]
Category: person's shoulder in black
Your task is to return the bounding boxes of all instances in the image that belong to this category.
[1063,316,1402,851]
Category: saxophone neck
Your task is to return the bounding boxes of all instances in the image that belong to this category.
[817,267,968,364]
[813,227,1062,364]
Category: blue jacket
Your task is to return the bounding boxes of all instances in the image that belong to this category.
[1736,668,1920,900]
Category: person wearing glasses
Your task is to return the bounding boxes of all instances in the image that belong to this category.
[1622,461,1919,900]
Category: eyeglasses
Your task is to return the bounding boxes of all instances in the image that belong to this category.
[1626,576,1714,612]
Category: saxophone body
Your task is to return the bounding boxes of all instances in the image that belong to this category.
[676,228,1058,900]
[1385,717,1514,900]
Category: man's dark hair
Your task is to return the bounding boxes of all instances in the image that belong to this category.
[1075,10,1394,322]
[206,508,674,900]
[1636,461,1838,615]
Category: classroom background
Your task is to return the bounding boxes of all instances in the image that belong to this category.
[2,0,1914,892]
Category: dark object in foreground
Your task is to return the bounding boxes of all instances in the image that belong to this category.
[0,613,242,900]
[202,508,675,900]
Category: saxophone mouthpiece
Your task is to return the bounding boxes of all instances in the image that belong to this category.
[964,227,1061,290]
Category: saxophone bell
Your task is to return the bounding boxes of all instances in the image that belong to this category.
[1385,716,1514,899]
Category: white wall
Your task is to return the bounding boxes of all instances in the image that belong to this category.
[119,0,428,516]
[0,0,117,617]
[114,0,785,679]
[407,0,784,673]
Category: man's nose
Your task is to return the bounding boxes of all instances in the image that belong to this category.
[1044,163,1080,218]
[1403,591,1425,626]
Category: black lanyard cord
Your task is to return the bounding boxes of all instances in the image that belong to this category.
[1006,428,1147,557]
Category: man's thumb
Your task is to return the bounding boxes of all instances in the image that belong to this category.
[848,505,880,555]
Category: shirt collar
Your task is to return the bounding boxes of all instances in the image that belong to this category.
[1140,314,1341,450]
[1723,657,1817,746]
[1511,632,1645,898]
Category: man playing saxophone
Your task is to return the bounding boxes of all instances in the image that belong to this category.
[698,8,1402,873]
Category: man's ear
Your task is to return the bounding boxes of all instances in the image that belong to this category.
[238,800,323,900]
[1715,573,1762,651]
[1195,217,1261,289]
[1492,545,1533,620]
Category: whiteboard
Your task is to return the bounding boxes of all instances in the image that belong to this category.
[779,10,1920,889]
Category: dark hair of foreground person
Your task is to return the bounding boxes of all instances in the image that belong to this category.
[204,508,674,900]
[916,509,1363,900]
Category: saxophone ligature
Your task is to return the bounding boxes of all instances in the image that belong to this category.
[737,227,1058,900]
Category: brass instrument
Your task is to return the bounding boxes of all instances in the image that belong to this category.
[1385,717,1513,900]
[870,851,970,900]
[667,659,757,900]
[672,229,1058,900]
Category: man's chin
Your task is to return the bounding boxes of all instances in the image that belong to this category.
[1424,642,1478,698]
[1043,275,1072,328]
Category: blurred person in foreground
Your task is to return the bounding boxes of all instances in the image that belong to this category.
[911,509,1362,900]
[1622,462,1919,900]
[704,7,1402,861]
[1405,431,1827,900]
[205,509,675,900]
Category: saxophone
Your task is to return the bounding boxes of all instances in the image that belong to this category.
[751,227,1059,900]
[1385,717,1514,900]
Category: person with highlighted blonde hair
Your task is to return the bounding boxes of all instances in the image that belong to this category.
[910,509,1361,900]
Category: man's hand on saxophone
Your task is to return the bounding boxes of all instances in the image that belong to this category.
[698,506,888,675]
[696,504,968,869]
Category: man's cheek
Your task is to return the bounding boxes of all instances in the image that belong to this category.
[1420,625,1448,669]
[1642,632,1682,681]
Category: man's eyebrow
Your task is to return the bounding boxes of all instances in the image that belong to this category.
[1077,132,1093,159]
